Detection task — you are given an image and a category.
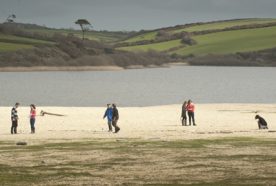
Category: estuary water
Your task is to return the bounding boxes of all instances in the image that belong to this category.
[0,66,275,106]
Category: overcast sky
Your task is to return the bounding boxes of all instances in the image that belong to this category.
[1,0,276,31]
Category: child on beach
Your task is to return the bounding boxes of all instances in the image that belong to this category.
[187,100,196,126]
[30,104,36,133]
[103,104,113,132]
[181,101,187,126]
[11,102,19,134]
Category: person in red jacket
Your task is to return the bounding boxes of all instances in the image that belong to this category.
[187,100,196,126]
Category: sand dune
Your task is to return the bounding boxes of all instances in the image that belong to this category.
[0,104,275,142]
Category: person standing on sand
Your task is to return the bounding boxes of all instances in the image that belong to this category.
[187,100,196,126]
[255,115,268,129]
[11,102,19,134]
[112,104,120,133]
[103,104,113,132]
[30,104,36,134]
[181,101,187,126]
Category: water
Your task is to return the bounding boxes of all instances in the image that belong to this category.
[0,66,275,106]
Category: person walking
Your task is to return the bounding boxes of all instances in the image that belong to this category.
[255,115,268,129]
[30,104,36,133]
[112,104,120,133]
[11,102,19,134]
[103,104,113,132]
[181,101,187,126]
[187,100,196,126]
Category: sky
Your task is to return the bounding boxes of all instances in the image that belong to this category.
[0,0,276,31]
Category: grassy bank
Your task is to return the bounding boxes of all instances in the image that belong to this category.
[0,137,275,185]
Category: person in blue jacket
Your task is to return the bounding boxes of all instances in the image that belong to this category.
[103,104,113,132]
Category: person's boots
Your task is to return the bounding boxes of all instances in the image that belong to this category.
[115,126,120,133]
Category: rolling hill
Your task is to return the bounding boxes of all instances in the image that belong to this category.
[1,18,276,67]
[0,22,130,52]
[117,18,276,58]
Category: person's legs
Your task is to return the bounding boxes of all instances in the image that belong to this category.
[30,119,35,133]
[258,121,262,129]
[182,116,187,126]
[188,112,192,125]
[191,112,196,125]
[14,121,18,134]
[11,124,14,134]
[112,119,120,133]
[108,120,112,132]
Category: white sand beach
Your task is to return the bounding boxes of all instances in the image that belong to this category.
[0,104,276,142]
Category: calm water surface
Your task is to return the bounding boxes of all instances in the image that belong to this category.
[0,66,275,106]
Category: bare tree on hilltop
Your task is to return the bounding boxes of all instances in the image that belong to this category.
[75,19,92,40]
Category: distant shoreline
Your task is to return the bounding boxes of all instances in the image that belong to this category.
[0,66,124,72]
[0,63,189,72]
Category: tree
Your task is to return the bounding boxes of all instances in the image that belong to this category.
[6,14,16,23]
[75,19,91,40]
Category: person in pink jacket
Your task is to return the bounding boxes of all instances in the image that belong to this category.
[187,100,196,126]
[30,104,36,133]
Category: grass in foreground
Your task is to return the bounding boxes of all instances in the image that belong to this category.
[0,137,275,185]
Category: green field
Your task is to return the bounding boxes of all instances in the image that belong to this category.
[171,18,276,33]
[118,25,276,56]
[118,39,182,52]
[0,33,55,52]
[27,28,127,43]
[173,26,276,56]
[118,18,276,44]
[0,42,34,52]
[0,33,54,45]
[0,137,275,185]
[122,31,157,43]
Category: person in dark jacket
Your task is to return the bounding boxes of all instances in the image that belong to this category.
[103,104,113,132]
[112,104,120,133]
[181,101,187,126]
[255,115,268,129]
[11,102,20,134]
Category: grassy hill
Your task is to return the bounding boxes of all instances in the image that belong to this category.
[171,18,276,33]
[119,39,182,52]
[0,23,130,52]
[26,28,128,43]
[173,26,276,56]
[117,18,276,58]
[0,33,55,52]
[2,18,276,67]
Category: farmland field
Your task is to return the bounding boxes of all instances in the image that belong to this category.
[173,26,276,56]
[118,39,182,52]
[0,42,33,52]
[171,18,276,33]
